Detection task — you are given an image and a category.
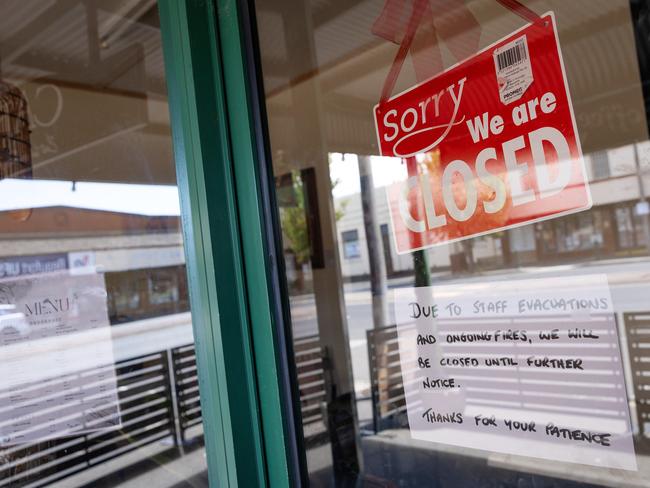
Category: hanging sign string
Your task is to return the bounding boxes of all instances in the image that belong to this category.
[377,0,429,104]
[375,0,544,105]
[372,0,544,252]
[494,0,545,26]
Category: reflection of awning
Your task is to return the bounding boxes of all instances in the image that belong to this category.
[0,178,180,216]
[323,101,378,157]
[262,1,647,169]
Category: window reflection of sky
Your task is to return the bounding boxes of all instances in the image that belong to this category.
[0,179,180,216]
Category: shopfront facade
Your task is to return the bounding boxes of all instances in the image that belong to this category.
[3,0,650,487]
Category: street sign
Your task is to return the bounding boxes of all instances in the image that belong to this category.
[374,12,591,254]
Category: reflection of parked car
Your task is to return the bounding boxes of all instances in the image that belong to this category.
[0,304,30,337]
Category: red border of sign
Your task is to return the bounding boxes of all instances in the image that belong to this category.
[374,12,592,255]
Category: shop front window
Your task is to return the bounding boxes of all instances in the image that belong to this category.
[254,0,650,486]
[0,2,208,487]
[342,230,361,259]
[555,212,600,252]
[615,202,650,250]
[616,204,637,249]
[591,151,611,181]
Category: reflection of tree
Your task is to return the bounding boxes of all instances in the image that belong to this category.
[280,170,346,291]
[281,172,311,267]
[418,150,512,273]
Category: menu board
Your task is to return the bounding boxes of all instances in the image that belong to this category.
[394,274,636,470]
[0,271,120,445]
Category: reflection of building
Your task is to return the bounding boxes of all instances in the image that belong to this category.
[0,193,187,325]
[336,142,650,278]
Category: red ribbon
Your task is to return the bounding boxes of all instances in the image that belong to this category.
[494,0,544,26]
[374,0,543,103]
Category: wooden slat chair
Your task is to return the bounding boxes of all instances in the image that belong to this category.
[293,334,330,446]
[171,335,331,447]
[367,325,408,433]
[624,312,650,437]
[171,344,203,446]
[0,351,177,488]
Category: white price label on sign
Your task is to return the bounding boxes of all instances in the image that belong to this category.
[494,35,533,105]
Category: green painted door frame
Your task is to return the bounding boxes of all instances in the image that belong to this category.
[158,0,300,486]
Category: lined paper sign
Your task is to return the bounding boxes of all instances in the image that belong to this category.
[394,274,636,471]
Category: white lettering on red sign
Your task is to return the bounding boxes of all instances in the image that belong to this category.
[373,12,591,254]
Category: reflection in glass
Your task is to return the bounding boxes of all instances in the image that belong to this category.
[255,0,650,486]
[0,2,207,487]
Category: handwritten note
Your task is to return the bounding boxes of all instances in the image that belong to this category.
[0,271,120,444]
[394,274,636,471]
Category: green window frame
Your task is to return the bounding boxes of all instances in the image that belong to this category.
[158,0,301,486]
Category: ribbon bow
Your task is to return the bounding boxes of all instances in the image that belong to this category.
[373,0,543,101]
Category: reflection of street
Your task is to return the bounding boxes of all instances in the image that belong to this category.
[11,257,648,485]
[289,257,650,415]
[2,261,648,486]
[0,312,201,488]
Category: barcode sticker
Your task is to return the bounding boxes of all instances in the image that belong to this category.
[494,35,533,104]
[496,40,526,70]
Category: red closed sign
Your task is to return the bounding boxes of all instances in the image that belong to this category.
[374,13,590,254]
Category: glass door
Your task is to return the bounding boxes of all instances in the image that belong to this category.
[0,2,211,486]
[249,0,650,486]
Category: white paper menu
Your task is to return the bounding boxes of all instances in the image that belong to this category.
[0,271,120,445]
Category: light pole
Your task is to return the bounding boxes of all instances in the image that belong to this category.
[633,143,650,254]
